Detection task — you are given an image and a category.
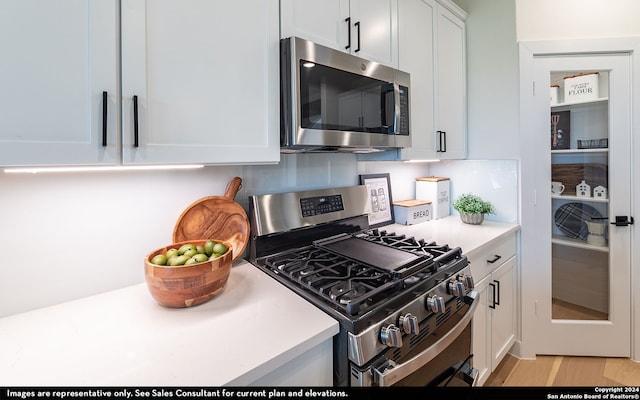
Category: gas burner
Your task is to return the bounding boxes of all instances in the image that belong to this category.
[326,281,368,304]
[358,229,456,261]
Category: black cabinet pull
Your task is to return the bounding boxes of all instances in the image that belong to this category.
[102,91,108,147]
[489,282,496,309]
[493,279,501,306]
[354,21,361,52]
[133,95,139,148]
[345,17,351,50]
[441,131,447,152]
[436,130,447,152]
[487,254,502,264]
[611,216,634,226]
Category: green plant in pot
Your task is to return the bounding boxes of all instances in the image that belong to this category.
[452,193,495,225]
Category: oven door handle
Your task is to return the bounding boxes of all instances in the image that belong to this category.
[373,290,479,387]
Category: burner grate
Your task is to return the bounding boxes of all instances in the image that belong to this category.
[260,230,465,317]
[264,247,411,316]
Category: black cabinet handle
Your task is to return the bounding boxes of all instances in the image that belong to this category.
[354,21,361,52]
[436,131,447,152]
[133,95,139,148]
[489,282,496,309]
[493,279,501,306]
[102,91,108,147]
[487,254,502,264]
[611,216,634,226]
[442,131,447,152]
[345,17,351,50]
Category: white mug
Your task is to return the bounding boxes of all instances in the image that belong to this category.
[551,181,565,195]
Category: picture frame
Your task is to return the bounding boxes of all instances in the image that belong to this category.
[359,173,394,228]
[551,110,571,150]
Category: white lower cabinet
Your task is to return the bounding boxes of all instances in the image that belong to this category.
[470,234,517,386]
[248,339,333,386]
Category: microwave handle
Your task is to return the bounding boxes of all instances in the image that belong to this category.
[381,83,400,134]
[372,290,479,387]
[380,83,397,133]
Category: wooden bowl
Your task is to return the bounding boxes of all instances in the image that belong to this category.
[144,239,233,308]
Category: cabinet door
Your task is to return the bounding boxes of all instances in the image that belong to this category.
[121,0,279,165]
[0,0,118,166]
[490,257,516,369]
[349,0,398,67]
[280,0,349,51]
[397,0,438,160]
[434,5,466,159]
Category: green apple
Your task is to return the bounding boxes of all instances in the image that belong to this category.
[178,243,196,255]
[169,255,190,266]
[182,249,197,258]
[151,254,168,265]
[192,253,209,263]
[204,240,215,256]
[165,248,179,259]
[212,242,228,255]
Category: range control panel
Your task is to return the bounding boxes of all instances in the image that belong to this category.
[300,194,345,217]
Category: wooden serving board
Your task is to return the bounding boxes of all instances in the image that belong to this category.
[172,177,250,262]
[551,163,607,196]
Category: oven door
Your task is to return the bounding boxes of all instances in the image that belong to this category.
[353,291,479,387]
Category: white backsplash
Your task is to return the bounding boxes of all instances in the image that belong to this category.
[428,159,519,224]
[0,154,518,317]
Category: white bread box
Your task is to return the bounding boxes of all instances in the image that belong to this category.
[416,177,450,219]
[393,199,432,225]
[564,72,599,102]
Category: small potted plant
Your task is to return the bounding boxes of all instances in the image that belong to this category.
[452,193,495,225]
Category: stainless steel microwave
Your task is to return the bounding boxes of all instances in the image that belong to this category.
[280,36,411,153]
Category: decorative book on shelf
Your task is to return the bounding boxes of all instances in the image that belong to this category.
[551,163,607,196]
[551,110,570,150]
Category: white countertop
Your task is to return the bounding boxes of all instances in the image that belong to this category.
[0,262,339,386]
[0,215,518,386]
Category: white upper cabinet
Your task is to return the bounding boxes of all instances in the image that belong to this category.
[434,3,467,160]
[396,0,437,160]
[280,0,398,67]
[1,0,279,167]
[121,0,280,165]
[0,0,118,166]
[363,0,466,162]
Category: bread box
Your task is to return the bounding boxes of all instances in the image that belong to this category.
[416,177,450,219]
[393,199,432,225]
[564,72,599,102]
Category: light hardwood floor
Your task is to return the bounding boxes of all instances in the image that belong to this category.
[485,354,640,386]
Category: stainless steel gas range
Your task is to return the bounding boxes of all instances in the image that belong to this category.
[246,185,478,387]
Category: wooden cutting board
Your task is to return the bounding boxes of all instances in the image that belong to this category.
[172,177,249,262]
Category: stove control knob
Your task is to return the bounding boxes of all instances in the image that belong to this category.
[461,274,475,289]
[448,280,466,298]
[399,313,420,335]
[426,295,446,314]
[380,324,403,348]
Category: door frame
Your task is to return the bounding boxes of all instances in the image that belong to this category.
[518,38,640,361]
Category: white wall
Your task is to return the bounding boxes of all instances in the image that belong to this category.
[454,0,519,160]
[0,154,444,317]
[516,0,640,41]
